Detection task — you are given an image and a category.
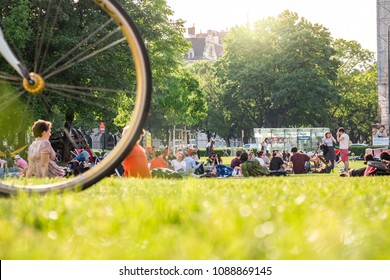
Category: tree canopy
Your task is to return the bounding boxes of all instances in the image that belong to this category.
[191,11,377,144]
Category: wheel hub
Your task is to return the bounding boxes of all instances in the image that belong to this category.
[23,73,45,94]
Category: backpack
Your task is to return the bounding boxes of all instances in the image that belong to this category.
[215,164,233,177]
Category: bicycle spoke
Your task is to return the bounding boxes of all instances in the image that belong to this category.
[41,18,114,76]
[44,88,118,113]
[46,82,128,96]
[44,33,125,80]
[0,0,152,195]
[0,71,21,82]
[0,90,24,110]
[38,0,64,74]
[39,94,55,116]
[45,84,117,103]
[34,0,54,73]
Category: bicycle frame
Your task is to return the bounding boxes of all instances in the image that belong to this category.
[0,27,30,80]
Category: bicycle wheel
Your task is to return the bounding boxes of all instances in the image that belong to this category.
[0,0,151,197]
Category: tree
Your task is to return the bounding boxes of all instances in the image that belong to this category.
[330,39,378,142]
[189,61,240,145]
[155,67,207,126]
[1,0,190,157]
[214,11,339,133]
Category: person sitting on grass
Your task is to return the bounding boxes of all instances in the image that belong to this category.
[25,119,65,178]
[122,127,152,178]
[207,152,222,167]
[255,150,269,167]
[149,150,168,170]
[68,148,92,176]
[0,158,7,169]
[230,150,242,175]
[14,154,28,177]
[184,151,204,175]
[289,147,317,174]
[171,151,187,175]
[269,150,287,174]
[240,152,270,177]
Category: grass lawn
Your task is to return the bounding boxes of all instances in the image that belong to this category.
[0,159,389,260]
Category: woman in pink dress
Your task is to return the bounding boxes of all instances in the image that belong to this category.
[26,119,65,178]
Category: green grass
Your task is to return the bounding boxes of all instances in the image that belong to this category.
[1,159,389,260]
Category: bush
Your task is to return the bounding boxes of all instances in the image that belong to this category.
[198,148,253,157]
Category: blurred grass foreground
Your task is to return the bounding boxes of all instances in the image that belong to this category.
[1,174,390,260]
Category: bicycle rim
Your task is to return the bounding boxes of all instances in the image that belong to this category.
[0,0,151,197]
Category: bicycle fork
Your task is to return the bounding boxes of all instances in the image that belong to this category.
[0,27,44,94]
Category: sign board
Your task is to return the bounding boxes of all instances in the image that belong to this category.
[372,137,389,146]
[146,131,152,147]
[297,136,311,141]
[372,124,389,146]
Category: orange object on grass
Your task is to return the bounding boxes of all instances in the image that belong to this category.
[122,144,152,178]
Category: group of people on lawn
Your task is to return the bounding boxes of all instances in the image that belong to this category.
[122,127,352,178]
[8,120,355,179]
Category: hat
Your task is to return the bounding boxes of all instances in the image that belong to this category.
[15,154,21,159]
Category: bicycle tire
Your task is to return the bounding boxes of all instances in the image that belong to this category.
[0,0,151,197]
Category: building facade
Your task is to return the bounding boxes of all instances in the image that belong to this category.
[377,0,390,136]
[184,26,227,62]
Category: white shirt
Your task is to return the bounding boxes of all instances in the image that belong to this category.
[256,157,265,166]
[171,159,186,171]
[339,133,350,149]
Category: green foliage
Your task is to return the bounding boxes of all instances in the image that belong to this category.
[1,0,31,50]
[1,171,390,259]
[0,83,35,147]
[215,11,338,132]
[155,67,207,127]
[191,11,377,144]
[329,39,378,142]
[113,91,135,128]
[190,61,239,145]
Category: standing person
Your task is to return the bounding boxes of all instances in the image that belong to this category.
[205,140,211,156]
[25,119,65,178]
[122,127,152,178]
[322,131,337,170]
[209,139,215,155]
[337,127,350,173]
[261,138,269,151]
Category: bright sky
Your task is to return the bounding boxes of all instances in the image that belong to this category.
[166,0,377,53]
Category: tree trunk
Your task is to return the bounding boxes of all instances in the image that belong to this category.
[62,112,74,162]
[17,131,26,147]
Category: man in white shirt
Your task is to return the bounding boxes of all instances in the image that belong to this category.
[337,127,350,173]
